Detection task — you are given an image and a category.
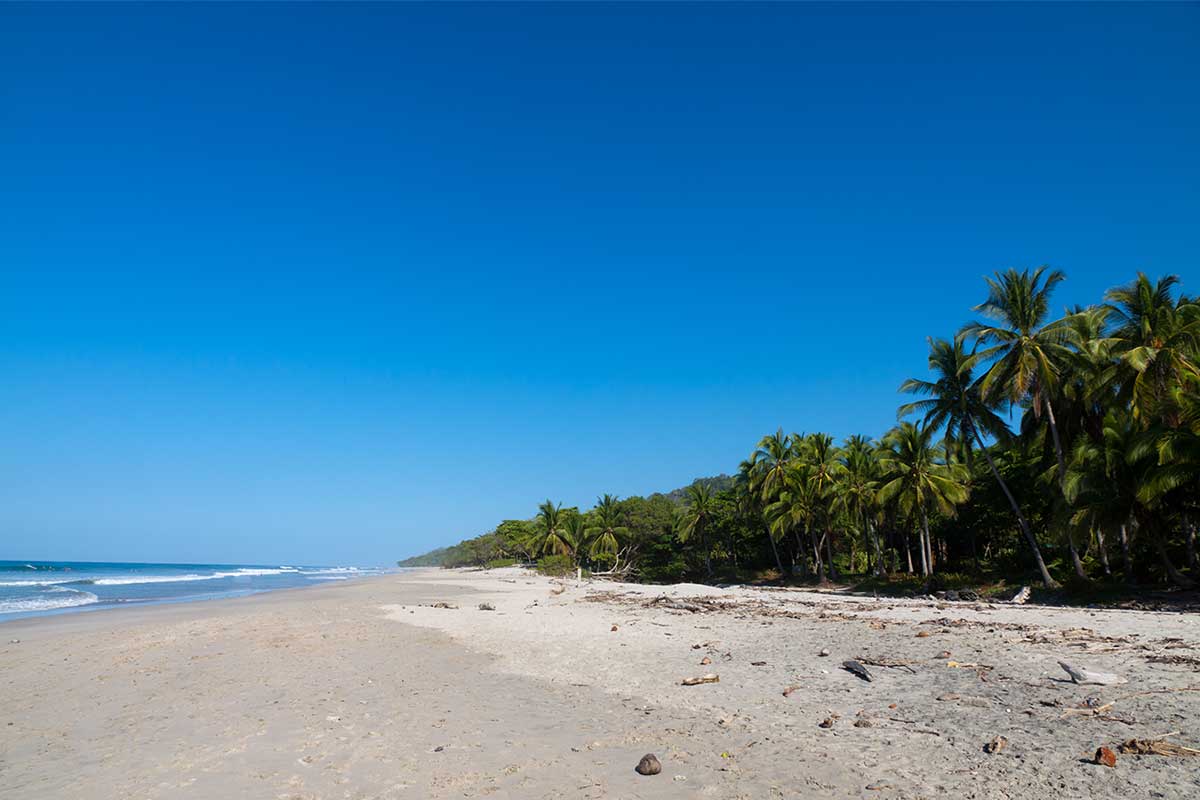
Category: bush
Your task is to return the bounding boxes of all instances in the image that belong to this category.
[484,558,517,570]
[536,554,576,577]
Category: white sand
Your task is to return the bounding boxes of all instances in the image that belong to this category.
[2,568,1197,799]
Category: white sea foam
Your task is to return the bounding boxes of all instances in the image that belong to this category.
[0,589,99,614]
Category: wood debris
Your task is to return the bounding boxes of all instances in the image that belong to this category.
[681,674,720,686]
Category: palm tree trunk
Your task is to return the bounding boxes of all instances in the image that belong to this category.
[824,526,838,581]
[919,512,932,577]
[1119,522,1133,583]
[1044,399,1088,582]
[810,529,826,583]
[1095,527,1112,577]
[767,529,787,576]
[871,520,885,576]
[972,427,1058,588]
[1066,530,1089,581]
[1186,516,1197,570]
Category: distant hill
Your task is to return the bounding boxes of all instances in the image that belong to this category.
[397,474,734,567]
[658,474,735,504]
[397,546,457,568]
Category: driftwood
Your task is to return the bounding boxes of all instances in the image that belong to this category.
[1010,586,1031,605]
[681,673,720,686]
[842,660,873,682]
[1119,732,1200,757]
[1058,661,1127,686]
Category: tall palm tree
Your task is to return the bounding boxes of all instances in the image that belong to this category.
[584,494,628,561]
[676,483,717,577]
[878,422,970,578]
[737,457,787,575]
[763,471,819,579]
[899,336,1058,587]
[961,266,1078,490]
[801,433,844,580]
[751,429,795,502]
[838,435,883,575]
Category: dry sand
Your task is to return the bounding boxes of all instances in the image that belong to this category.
[2,568,1198,799]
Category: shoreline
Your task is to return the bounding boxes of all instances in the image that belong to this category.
[3,568,1198,798]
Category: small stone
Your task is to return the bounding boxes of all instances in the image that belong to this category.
[700,656,712,666]
[983,735,1008,754]
[635,753,662,776]
[478,603,495,611]
[611,624,618,632]
[854,718,874,728]
[434,745,444,752]
[819,716,837,729]
[1094,746,1117,768]
[819,648,830,657]
[916,631,931,638]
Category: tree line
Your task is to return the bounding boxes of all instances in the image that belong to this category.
[401,269,1200,593]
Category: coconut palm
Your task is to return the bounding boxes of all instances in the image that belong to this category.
[878,422,970,577]
[584,494,629,560]
[1104,273,1200,427]
[676,483,718,577]
[899,336,1058,587]
[961,266,1078,490]
[534,500,572,556]
[838,435,883,575]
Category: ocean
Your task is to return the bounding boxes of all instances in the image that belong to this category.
[0,560,392,621]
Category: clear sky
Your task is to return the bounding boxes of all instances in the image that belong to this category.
[1,4,1197,566]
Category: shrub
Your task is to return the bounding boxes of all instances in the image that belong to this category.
[536,554,576,577]
[484,558,517,570]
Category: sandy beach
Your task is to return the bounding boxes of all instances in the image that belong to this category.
[2,569,1198,799]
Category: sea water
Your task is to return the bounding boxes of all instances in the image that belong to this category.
[0,561,390,621]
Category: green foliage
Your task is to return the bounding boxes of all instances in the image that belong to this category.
[402,270,1200,597]
[535,554,576,577]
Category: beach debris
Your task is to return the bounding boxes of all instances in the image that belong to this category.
[8,639,18,644]
[1010,586,1031,605]
[983,735,1008,754]
[854,718,874,728]
[819,715,838,728]
[1119,733,1200,757]
[431,601,458,609]
[751,661,767,666]
[842,660,873,682]
[700,656,712,666]
[866,782,891,791]
[635,753,662,775]
[478,602,495,611]
[818,648,830,657]
[649,596,707,613]
[1094,746,1118,767]
[681,674,720,686]
[433,745,444,752]
[858,656,918,674]
[550,585,566,595]
[782,684,801,697]
[1058,660,1127,686]
[611,624,618,632]
[936,650,952,659]
[916,630,931,638]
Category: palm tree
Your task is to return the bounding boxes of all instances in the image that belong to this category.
[961,266,1077,489]
[878,422,970,578]
[751,429,795,502]
[676,483,718,577]
[534,500,572,557]
[1104,273,1200,427]
[838,435,883,575]
[763,472,819,579]
[899,336,1058,587]
[584,494,628,561]
[737,458,787,575]
[800,433,844,580]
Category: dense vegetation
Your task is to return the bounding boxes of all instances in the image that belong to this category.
[400,270,1200,595]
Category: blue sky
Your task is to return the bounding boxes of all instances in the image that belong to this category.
[1,4,1197,565]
